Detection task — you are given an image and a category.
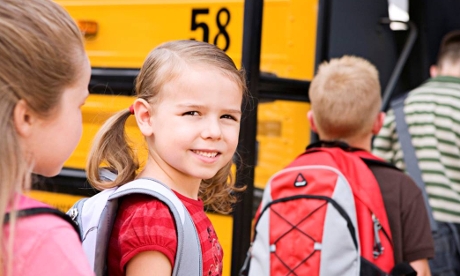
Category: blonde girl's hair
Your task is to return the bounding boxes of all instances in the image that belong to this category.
[87,40,247,214]
[309,55,381,140]
[0,0,85,274]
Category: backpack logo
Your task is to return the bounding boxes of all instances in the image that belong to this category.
[294,173,307,187]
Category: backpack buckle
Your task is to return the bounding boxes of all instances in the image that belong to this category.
[68,207,78,223]
[372,214,384,258]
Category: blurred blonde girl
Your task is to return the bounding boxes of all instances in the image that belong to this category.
[0,0,93,275]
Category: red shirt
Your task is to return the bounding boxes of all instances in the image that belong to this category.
[107,191,223,275]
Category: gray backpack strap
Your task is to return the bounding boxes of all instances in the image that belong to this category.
[391,94,438,232]
[95,196,118,276]
[108,179,203,276]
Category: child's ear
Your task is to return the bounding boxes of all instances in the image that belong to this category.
[307,110,318,133]
[371,112,385,135]
[430,65,439,78]
[133,99,154,136]
[14,99,34,138]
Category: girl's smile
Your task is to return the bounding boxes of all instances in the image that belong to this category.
[191,150,220,159]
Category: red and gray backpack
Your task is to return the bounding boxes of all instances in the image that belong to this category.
[240,141,416,276]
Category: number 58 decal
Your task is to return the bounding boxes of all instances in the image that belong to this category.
[190,8,230,51]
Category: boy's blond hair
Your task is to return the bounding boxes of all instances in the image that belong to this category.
[309,55,381,140]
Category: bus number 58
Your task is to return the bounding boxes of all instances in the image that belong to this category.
[190,8,230,52]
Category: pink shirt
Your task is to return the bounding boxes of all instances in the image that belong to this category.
[3,195,94,276]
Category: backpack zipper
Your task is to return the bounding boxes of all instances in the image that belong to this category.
[372,213,384,258]
[68,207,79,225]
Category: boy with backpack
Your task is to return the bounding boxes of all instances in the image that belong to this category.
[242,56,434,275]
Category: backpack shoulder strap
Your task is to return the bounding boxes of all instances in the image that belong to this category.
[5,207,80,241]
[353,150,401,171]
[391,93,421,176]
[390,93,438,232]
[108,179,203,276]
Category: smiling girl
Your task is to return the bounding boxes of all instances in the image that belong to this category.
[86,40,247,276]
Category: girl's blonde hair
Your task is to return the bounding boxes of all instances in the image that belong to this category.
[0,0,84,274]
[87,40,247,214]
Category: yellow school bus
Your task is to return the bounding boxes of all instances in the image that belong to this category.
[29,1,317,275]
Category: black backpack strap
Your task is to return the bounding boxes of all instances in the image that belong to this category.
[391,93,438,232]
[389,262,417,276]
[360,259,416,276]
[4,207,81,241]
[360,157,400,171]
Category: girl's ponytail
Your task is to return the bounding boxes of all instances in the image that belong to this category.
[86,109,139,190]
